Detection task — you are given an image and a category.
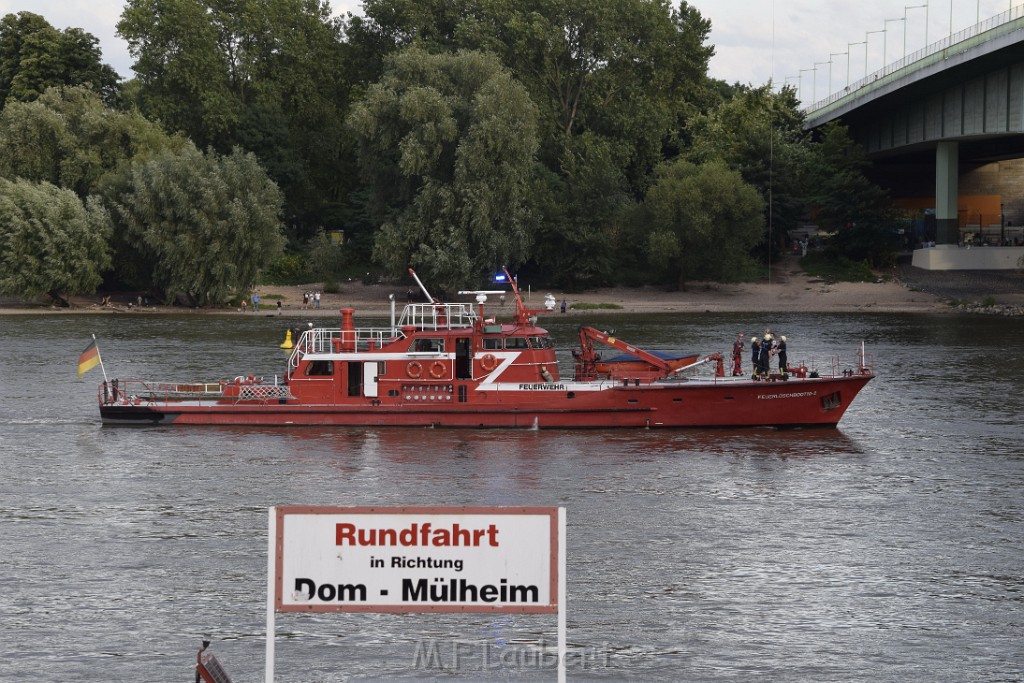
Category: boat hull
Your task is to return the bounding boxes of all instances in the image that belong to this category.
[99,374,871,429]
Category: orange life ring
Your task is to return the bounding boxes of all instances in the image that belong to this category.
[480,353,498,371]
[430,361,446,379]
[406,361,423,379]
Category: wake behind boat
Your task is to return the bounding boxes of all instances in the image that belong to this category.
[96,270,873,428]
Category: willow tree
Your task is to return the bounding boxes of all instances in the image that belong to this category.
[0,86,184,199]
[107,145,285,305]
[0,178,112,305]
[348,47,540,290]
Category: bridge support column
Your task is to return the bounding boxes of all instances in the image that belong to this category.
[935,141,959,244]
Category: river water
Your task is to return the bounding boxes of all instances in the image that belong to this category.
[1,311,1022,682]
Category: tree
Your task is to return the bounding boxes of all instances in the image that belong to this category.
[0,12,120,107]
[348,47,540,290]
[0,177,112,305]
[349,0,717,282]
[118,0,351,233]
[806,122,899,267]
[0,86,185,198]
[355,0,714,182]
[106,145,285,305]
[686,84,809,247]
[530,132,628,288]
[307,229,350,285]
[641,159,763,287]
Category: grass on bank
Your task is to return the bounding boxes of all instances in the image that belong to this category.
[571,302,623,310]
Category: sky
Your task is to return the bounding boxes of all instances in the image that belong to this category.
[2,0,1018,106]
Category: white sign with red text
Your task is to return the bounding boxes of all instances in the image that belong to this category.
[272,506,559,614]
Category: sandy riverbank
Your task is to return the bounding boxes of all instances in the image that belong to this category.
[2,255,1020,316]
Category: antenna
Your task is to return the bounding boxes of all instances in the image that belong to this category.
[767,0,776,321]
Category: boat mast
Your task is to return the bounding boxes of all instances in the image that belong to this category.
[503,267,541,325]
[408,268,434,302]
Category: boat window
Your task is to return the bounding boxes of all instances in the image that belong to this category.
[529,336,553,349]
[305,360,334,376]
[412,338,444,352]
[505,337,529,349]
[482,338,502,350]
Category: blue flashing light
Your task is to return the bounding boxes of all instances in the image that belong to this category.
[493,272,508,283]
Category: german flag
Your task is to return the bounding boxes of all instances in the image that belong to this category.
[77,340,101,378]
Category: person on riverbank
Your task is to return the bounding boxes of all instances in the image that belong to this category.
[252,292,260,312]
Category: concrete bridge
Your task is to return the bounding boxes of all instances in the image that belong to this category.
[803,6,1024,269]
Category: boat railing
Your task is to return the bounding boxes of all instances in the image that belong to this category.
[100,378,293,404]
[398,302,477,330]
[99,379,225,404]
[298,327,402,353]
[288,327,408,371]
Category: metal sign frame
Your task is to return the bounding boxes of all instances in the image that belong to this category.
[265,505,567,682]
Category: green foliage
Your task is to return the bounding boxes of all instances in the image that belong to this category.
[0,86,184,198]
[352,0,717,283]
[0,177,112,304]
[262,253,308,285]
[532,134,630,288]
[307,230,350,283]
[0,0,915,297]
[799,251,877,283]
[805,122,900,267]
[106,145,285,305]
[350,47,540,290]
[0,12,120,107]
[640,159,764,287]
[119,0,351,233]
[686,83,809,243]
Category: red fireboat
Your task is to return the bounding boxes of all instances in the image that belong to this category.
[97,270,872,428]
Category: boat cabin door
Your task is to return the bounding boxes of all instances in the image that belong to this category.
[344,361,379,398]
[455,337,471,380]
[362,362,379,398]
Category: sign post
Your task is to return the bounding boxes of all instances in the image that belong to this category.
[265,506,565,681]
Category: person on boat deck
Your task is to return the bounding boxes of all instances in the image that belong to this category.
[732,333,744,376]
[777,336,788,373]
[750,337,760,376]
[758,333,772,376]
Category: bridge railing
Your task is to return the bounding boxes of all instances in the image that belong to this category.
[804,5,1024,114]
